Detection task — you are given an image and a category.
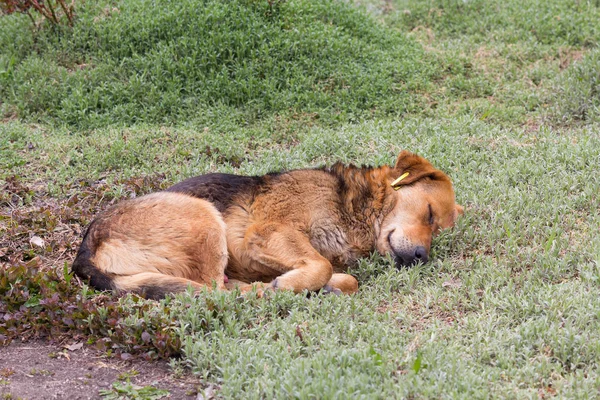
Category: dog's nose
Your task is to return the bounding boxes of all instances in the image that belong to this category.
[394,246,429,268]
[414,246,428,264]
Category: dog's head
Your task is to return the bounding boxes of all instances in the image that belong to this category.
[376,151,463,267]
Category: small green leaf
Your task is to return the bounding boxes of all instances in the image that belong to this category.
[24,295,41,308]
[412,351,423,374]
[63,262,72,286]
[369,346,383,366]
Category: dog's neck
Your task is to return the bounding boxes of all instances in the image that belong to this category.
[325,163,397,253]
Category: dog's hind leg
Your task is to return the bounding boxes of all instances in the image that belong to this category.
[73,192,230,298]
[111,273,223,300]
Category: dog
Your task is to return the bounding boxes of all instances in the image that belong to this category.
[72,151,463,299]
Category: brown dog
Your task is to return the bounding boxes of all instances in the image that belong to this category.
[72,151,463,299]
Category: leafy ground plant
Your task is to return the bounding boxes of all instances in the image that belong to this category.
[99,379,169,400]
[1,0,600,398]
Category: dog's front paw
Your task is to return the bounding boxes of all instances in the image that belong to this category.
[320,285,342,296]
[260,278,280,296]
[270,278,280,290]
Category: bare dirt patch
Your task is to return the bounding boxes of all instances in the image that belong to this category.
[0,340,199,399]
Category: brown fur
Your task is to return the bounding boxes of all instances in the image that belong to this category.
[72,151,463,298]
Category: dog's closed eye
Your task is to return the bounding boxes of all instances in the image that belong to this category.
[428,204,434,226]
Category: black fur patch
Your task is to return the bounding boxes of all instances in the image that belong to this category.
[321,163,379,217]
[166,173,268,212]
[138,282,195,300]
[71,221,115,291]
[138,285,170,300]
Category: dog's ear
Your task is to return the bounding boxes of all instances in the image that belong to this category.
[448,204,464,226]
[391,150,449,188]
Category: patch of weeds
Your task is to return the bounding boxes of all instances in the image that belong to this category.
[0,123,29,173]
[0,369,14,378]
[117,369,139,381]
[27,369,54,377]
[167,359,187,380]
[0,262,182,358]
[387,0,600,47]
[99,379,169,400]
[352,0,600,127]
[549,48,600,124]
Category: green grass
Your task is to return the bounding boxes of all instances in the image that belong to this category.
[551,48,600,124]
[387,0,600,46]
[0,0,435,128]
[2,0,600,398]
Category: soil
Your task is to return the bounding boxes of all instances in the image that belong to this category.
[0,340,202,399]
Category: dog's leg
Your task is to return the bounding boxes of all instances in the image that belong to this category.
[111,272,224,300]
[244,223,333,293]
[324,273,359,294]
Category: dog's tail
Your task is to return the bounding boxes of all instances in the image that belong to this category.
[72,248,208,300]
[71,221,116,292]
[110,273,208,300]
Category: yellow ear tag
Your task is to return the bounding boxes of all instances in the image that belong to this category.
[391,172,410,190]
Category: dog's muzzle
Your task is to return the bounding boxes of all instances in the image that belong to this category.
[393,246,428,267]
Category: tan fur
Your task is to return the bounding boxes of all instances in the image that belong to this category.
[77,192,228,297]
[72,151,463,298]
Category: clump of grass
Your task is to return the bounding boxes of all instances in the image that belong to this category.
[390,0,600,47]
[550,48,600,124]
[0,0,434,128]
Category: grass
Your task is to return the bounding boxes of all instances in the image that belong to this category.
[551,48,600,124]
[0,0,435,128]
[1,0,600,398]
